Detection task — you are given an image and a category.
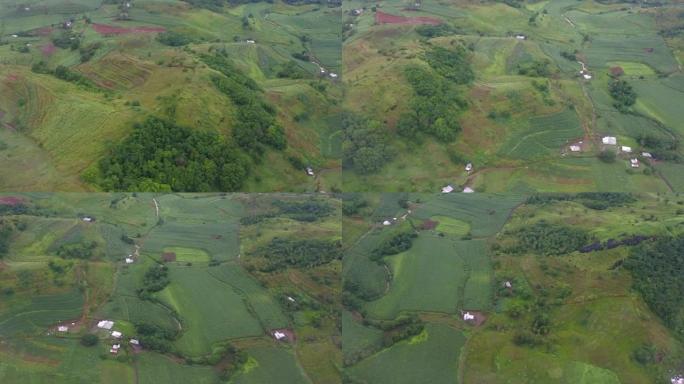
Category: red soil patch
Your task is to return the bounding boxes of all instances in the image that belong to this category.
[161,252,176,262]
[0,196,24,206]
[92,23,165,35]
[41,42,56,56]
[5,73,20,82]
[609,66,624,76]
[375,10,441,25]
[421,219,438,230]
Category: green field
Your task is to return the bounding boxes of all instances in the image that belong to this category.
[346,323,466,384]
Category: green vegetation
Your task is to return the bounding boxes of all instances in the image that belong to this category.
[609,78,637,112]
[624,236,684,338]
[252,237,342,271]
[510,220,590,256]
[97,117,250,191]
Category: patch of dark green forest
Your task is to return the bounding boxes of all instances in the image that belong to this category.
[623,236,684,339]
[341,112,393,174]
[240,199,334,224]
[526,192,636,210]
[249,237,342,272]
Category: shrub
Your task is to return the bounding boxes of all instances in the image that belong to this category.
[81,334,99,347]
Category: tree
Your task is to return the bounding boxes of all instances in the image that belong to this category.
[598,150,616,163]
[81,333,99,347]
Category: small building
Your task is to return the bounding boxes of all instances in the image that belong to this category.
[57,326,68,332]
[569,145,581,152]
[287,296,296,302]
[503,281,512,289]
[382,220,391,226]
[97,320,114,330]
[441,185,454,194]
[602,136,617,145]
[11,34,18,38]
[621,146,632,153]
[246,39,255,44]
[111,331,122,338]
[463,312,475,321]
[582,73,592,80]
[110,344,120,354]
[329,73,338,79]
[82,216,94,222]
[463,187,474,193]
[465,163,473,172]
[125,257,134,264]
[671,375,684,384]
[515,34,526,40]
[306,167,314,177]
[641,152,652,158]
[273,331,287,340]
[351,8,363,16]
[129,339,140,345]
[630,158,639,168]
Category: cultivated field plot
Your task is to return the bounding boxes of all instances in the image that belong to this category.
[0,192,341,383]
[341,0,684,192]
[342,192,684,383]
[0,0,342,192]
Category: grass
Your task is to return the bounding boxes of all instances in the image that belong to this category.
[233,346,311,384]
[156,265,264,356]
[163,246,210,262]
[346,323,466,384]
[432,215,470,236]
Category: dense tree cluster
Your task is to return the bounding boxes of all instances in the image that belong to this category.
[135,323,177,353]
[397,65,466,142]
[156,31,193,46]
[201,53,286,154]
[56,241,97,259]
[636,134,680,161]
[0,220,14,258]
[415,24,459,38]
[79,42,102,63]
[98,117,250,191]
[624,236,684,338]
[517,59,552,77]
[137,264,170,298]
[31,62,97,89]
[511,221,590,256]
[609,79,637,112]
[423,46,474,85]
[342,195,368,216]
[370,232,417,261]
[252,237,342,271]
[272,199,334,222]
[342,113,393,174]
[52,32,80,50]
[526,193,636,210]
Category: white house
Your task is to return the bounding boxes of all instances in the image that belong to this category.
[641,152,652,158]
[111,331,122,338]
[671,375,684,384]
[621,146,632,153]
[246,39,255,44]
[463,187,474,193]
[441,185,454,194]
[630,158,639,168]
[569,145,581,152]
[602,136,617,145]
[97,320,114,330]
[57,326,68,332]
[465,163,473,172]
[504,281,512,288]
[463,312,475,321]
[582,73,592,80]
[82,216,93,222]
[515,35,526,40]
[382,220,392,226]
[306,167,314,176]
[329,73,338,78]
[287,296,296,302]
[129,339,140,345]
[125,257,134,264]
[273,331,287,340]
[110,344,120,354]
